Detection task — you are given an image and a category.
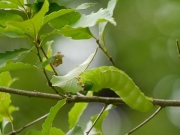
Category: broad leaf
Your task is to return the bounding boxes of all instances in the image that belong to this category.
[40,30,60,41]
[0,72,17,87]
[49,11,80,30]
[7,0,24,7]
[0,13,24,38]
[43,9,75,25]
[49,127,65,135]
[40,56,56,68]
[42,99,66,135]
[0,1,19,9]
[76,3,96,10]
[60,26,93,40]
[71,8,116,28]
[0,48,30,68]
[0,62,40,73]
[26,130,42,135]
[25,2,44,16]
[99,0,118,45]
[0,13,23,26]
[66,126,84,135]
[0,93,18,122]
[47,3,66,15]
[8,0,49,37]
[51,49,97,92]
[0,25,25,38]
[68,92,92,129]
[91,105,114,132]
[84,105,114,134]
[42,41,54,71]
[0,72,18,123]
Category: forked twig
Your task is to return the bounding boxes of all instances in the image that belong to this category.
[86,104,108,135]
[125,106,163,135]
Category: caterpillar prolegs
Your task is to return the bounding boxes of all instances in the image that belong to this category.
[78,66,154,112]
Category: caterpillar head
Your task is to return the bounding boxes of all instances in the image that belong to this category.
[82,81,93,91]
[78,70,100,92]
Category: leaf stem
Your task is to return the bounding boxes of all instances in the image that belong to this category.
[7,113,49,135]
[125,106,163,135]
[94,38,115,66]
[86,104,108,135]
[34,42,65,97]
[39,46,59,76]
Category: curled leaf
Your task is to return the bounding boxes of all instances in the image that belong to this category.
[51,52,64,67]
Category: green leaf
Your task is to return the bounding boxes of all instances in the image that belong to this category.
[42,41,54,72]
[25,2,44,15]
[0,62,40,74]
[47,3,66,15]
[49,11,81,30]
[0,93,18,122]
[0,13,23,26]
[49,127,65,135]
[99,0,118,45]
[68,92,92,129]
[8,0,49,37]
[7,0,24,7]
[66,126,84,135]
[76,3,96,10]
[91,105,114,133]
[0,71,18,122]
[60,26,93,40]
[42,99,66,135]
[0,118,11,134]
[0,48,30,68]
[43,9,75,25]
[26,130,42,135]
[69,103,88,129]
[51,50,97,93]
[71,8,116,28]
[0,25,25,38]
[0,71,17,87]
[40,30,60,41]
[0,1,19,9]
[40,56,56,68]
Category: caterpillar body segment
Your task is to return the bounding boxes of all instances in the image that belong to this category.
[78,66,154,112]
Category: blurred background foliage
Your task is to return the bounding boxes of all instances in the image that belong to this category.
[1,0,180,134]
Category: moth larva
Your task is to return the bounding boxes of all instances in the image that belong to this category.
[78,66,154,112]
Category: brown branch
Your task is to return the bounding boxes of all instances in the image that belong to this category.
[1,87,180,107]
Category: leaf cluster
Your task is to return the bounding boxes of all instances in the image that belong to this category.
[0,0,120,134]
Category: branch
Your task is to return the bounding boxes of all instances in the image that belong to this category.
[1,87,180,107]
[86,104,108,135]
[125,106,162,135]
[7,113,49,135]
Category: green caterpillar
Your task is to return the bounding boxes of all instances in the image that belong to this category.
[78,66,154,112]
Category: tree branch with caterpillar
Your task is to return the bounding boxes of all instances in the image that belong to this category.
[0,86,180,107]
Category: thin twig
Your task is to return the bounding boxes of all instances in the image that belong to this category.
[7,113,49,135]
[35,43,65,97]
[86,104,108,135]
[125,106,163,135]
[176,39,180,57]
[39,46,59,76]
[94,38,115,66]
